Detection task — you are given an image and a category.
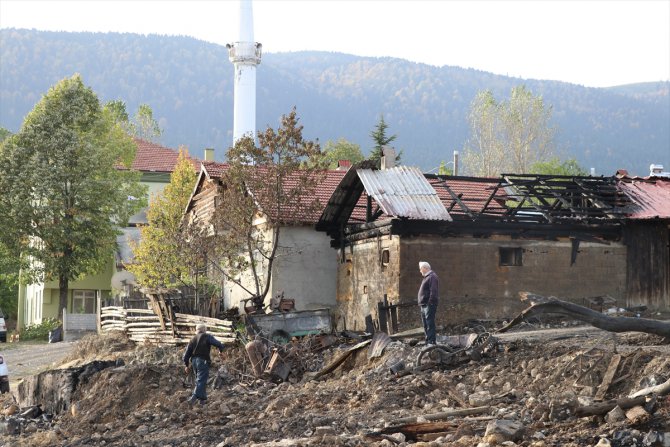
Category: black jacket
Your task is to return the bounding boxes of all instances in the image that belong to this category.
[183,333,225,366]
[417,270,439,306]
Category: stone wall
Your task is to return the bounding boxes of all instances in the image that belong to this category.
[334,234,628,333]
[334,236,400,332]
[398,235,627,330]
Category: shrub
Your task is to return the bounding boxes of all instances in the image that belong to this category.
[20,318,62,341]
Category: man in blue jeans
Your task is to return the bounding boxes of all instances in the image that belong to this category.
[417,261,439,345]
[183,323,226,405]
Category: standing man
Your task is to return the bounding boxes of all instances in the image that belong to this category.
[0,355,9,394]
[418,261,439,345]
[183,323,226,405]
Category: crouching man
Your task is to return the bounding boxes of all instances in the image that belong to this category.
[183,323,225,405]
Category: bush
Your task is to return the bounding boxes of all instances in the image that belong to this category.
[20,318,62,341]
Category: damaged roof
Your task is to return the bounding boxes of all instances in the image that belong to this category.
[618,176,670,219]
[357,166,452,221]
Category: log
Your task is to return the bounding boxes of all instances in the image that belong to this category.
[629,377,670,398]
[173,321,231,330]
[574,395,646,417]
[497,295,670,338]
[366,421,457,441]
[125,316,161,322]
[100,311,127,318]
[389,406,490,425]
[124,309,156,315]
[101,306,125,311]
[125,322,164,328]
[174,313,233,327]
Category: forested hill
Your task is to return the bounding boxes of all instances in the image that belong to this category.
[1,29,668,175]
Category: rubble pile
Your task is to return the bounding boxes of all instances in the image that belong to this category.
[1,329,669,447]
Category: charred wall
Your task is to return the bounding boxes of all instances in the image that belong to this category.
[334,236,400,332]
[624,222,670,310]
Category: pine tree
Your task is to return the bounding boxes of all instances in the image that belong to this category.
[369,114,397,162]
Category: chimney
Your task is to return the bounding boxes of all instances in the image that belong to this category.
[590,167,596,176]
[650,164,670,178]
[204,148,215,161]
[453,150,459,176]
[381,146,396,169]
[336,160,352,171]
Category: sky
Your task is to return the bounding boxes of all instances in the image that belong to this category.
[1,0,669,88]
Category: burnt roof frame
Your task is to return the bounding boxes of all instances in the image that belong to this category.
[318,171,630,247]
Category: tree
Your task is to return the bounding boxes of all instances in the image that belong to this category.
[127,149,197,288]
[212,109,326,303]
[0,242,22,321]
[322,138,364,168]
[105,101,162,143]
[438,161,453,175]
[530,157,588,176]
[0,74,146,319]
[0,127,11,143]
[368,114,401,165]
[133,104,162,142]
[463,86,556,176]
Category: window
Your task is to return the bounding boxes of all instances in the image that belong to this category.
[73,290,96,314]
[381,249,390,266]
[499,247,523,266]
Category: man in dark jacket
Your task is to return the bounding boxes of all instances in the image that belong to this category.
[183,323,225,405]
[417,261,439,345]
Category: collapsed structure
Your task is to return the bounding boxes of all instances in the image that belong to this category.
[316,161,670,333]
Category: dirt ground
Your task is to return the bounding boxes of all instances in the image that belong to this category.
[1,341,76,389]
[0,320,669,447]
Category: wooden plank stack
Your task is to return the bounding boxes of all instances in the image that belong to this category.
[100,306,235,345]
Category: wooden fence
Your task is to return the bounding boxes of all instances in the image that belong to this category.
[99,306,236,345]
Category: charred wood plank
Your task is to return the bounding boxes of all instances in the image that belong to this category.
[366,421,457,441]
[389,406,490,425]
[595,354,622,400]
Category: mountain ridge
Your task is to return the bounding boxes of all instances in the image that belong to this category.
[1,29,668,175]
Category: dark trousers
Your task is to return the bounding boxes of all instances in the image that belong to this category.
[0,377,9,394]
[191,357,209,401]
[420,303,437,344]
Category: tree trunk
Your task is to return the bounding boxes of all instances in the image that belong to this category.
[59,273,68,322]
[629,377,670,398]
[496,296,670,338]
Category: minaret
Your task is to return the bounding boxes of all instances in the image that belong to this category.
[227,0,262,144]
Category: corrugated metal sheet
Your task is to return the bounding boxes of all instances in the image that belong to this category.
[357,166,452,221]
[619,177,670,219]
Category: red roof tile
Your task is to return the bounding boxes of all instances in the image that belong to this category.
[198,162,346,225]
[131,138,200,172]
[201,160,229,178]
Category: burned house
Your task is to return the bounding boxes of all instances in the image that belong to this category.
[616,170,670,309]
[316,162,669,333]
